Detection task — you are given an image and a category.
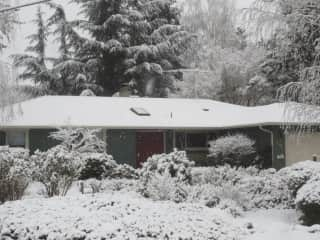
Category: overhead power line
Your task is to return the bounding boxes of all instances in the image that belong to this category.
[0,0,52,13]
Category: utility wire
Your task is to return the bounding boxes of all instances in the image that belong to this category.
[0,0,51,13]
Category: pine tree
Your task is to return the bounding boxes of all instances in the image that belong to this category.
[71,0,196,97]
[12,7,53,91]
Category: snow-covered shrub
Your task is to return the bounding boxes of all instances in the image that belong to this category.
[296,177,320,225]
[110,164,139,179]
[144,173,188,203]
[139,151,194,198]
[140,151,194,183]
[191,165,261,186]
[79,152,118,180]
[30,145,83,197]
[208,134,259,167]
[278,161,320,197]
[238,173,292,209]
[0,147,31,203]
[49,128,106,153]
[191,165,292,209]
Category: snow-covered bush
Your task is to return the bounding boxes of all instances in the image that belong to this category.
[79,153,138,180]
[110,164,139,179]
[0,147,31,203]
[79,152,118,180]
[191,165,261,186]
[138,151,194,200]
[191,165,292,209]
[278,161,320,197]
[296,177,320,225]
[30,145,83,197]
[238,173,292,209]
[140,151,194,183]
[49,128,106,153]
[144,173,188,203]
[208,134,259,167]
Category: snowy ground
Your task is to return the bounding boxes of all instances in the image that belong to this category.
[0,190,319,240]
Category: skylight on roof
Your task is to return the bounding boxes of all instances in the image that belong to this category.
[130,107,151,116]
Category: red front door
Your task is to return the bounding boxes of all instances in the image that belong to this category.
[136,132,164,167]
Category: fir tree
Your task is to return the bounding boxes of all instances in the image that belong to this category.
[46,2,101,95]
[71,0,196,97]
[12,7,53,91]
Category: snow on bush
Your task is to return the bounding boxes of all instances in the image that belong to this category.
[296,176,320,225]
[79,152,117,180]
[187,183,247,216]
[140,151,194,183]
[0,192,247,240]
[278,161,320,196]
[144,173,188,203]
[191,165,292,209]
[30,145,83,197]
[139,151,194,198]
[208,134,259,167]
[0,147,31,203]
[49,128,106,153]
[238,173,292,209]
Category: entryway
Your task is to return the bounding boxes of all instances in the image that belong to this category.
[136,132,164,167]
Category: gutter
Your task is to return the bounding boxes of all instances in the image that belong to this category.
[259,125,274,167]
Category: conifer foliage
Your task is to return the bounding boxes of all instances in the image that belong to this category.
[12,1,194,97]
[12,7,53,91]
[71,0,195,97]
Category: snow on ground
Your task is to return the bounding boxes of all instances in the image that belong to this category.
[245,209,320,240]
[0,190,320,240]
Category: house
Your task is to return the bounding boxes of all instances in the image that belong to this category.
[1,96,320,169]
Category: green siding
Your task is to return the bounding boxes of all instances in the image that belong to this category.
[107,130,136,168]
[0,131,5,146]
[29,129,59,153]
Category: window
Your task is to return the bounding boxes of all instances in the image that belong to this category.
[130,107,151,116]
[7,131,26,148]
[186,133,208,148]
[175,132,208,150]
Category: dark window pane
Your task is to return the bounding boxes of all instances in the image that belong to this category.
[7,131,25,148]
[175,132,186,149]
[187,133,207,148]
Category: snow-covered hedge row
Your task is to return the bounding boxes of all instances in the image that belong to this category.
[0,147,31,203]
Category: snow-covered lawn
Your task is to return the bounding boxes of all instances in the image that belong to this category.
[0,190,319,240]
[245,210,320,240]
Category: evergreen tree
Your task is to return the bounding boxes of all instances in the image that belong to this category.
[0,0,18,51]
[12,7,53,91]
[46,2,101,95]
[71,0,195,97]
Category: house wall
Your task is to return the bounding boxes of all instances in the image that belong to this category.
[285,132,320,166]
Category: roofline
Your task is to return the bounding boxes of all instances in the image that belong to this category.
[1,122,319,130]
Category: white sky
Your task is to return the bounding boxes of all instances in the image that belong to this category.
[0,0,255,63]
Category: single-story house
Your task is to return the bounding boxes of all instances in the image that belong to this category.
[1,96,320,169]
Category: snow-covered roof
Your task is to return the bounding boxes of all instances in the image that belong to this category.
[1,96,320,129]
